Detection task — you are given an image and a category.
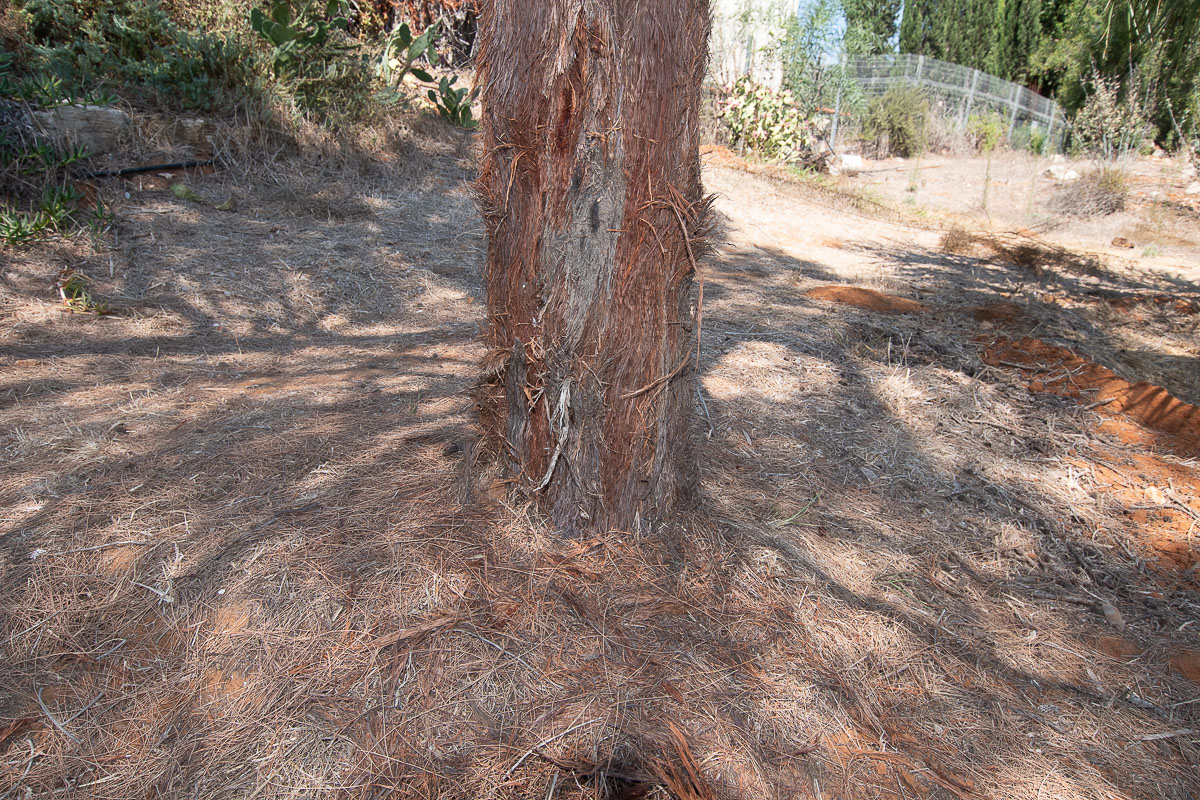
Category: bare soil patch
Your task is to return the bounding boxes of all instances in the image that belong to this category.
[805,286,929,315]
[854,152,1200,278]
[0,131,1197,800]
[980,336,1200,457]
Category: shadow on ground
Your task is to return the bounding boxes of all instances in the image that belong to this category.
[0,142,1197,800]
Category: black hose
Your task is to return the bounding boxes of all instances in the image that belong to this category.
[76,159,216,180]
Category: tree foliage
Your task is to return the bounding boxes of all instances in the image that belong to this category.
[842,0,903,54]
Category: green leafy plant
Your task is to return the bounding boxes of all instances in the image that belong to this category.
[12,0,253,112]
[0,185,87,246]
[38,183,84,230]
[720,76,819,163]
[53,268,109,314]
[1029,127,1047,155]
[377,22,439,86]
[86,195,114,241]
[0,98,95,247]
[428,75,478,128]
[0,206,46,246]
[249,0,350,78]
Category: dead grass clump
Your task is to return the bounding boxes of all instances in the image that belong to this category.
[1050,167,1129,217]
[938,226,976,255]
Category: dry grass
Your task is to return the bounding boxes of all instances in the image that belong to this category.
[1,122,1199,800]
[1049,168,1130,219]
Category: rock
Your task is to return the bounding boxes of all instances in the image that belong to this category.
[1185,181,1200,196]
[1100,600,1126,631]
[32,104,131,154]
[839,153,864,177]
[1044,165,1080,182]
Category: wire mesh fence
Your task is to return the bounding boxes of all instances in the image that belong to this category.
[836,53,1067,153]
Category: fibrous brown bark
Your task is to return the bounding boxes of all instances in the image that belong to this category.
[475,1,713,533]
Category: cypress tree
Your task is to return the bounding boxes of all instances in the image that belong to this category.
[937,0,969,66]
[964,0,997,72]
[899,0,942,57]
[993,0,1041,81]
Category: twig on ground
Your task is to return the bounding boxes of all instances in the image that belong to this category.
[0,740,36,800]
[59,540,155,555]
[505,718,602,776]
[1132,729,1196,742]
[35,687,80,744]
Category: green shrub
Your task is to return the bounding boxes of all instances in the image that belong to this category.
[249,0,349,78]
[246,0,377,123]
[1008,123,1031,153]
[968,112,1005,154]
[862,84,928,158]
[12,0,256,112]
[4,0,471,133]
[1029,127,1047,155]
[1071,70,1152,160]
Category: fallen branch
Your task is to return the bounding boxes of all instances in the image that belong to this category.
[77,158,216,180]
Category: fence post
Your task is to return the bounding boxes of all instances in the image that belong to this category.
[916,54,925,82]
[1007,84,1021,145]
[830,55,844,152]
[1046,104,1057,154]
[959,70,979,131]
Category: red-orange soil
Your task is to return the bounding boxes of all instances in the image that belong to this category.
[806,286,930,315]
[699,144,750,170]
[1171,650,1200,685]
[1106,295,1199,315]
[968,302,1026,323]
[980,337,1200,458]
[979,337,1200,575]
[1085,635,1142,659]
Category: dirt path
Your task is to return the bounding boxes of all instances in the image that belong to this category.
[0,140,1197,799]
[851,151,1200,285]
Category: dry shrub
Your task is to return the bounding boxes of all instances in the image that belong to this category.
[1050,167,1129,217]
[939,226,976,254]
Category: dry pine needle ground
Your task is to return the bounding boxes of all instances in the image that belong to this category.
[0,122,1199,799]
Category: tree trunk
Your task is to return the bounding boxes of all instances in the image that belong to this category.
[475,0,712,533]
